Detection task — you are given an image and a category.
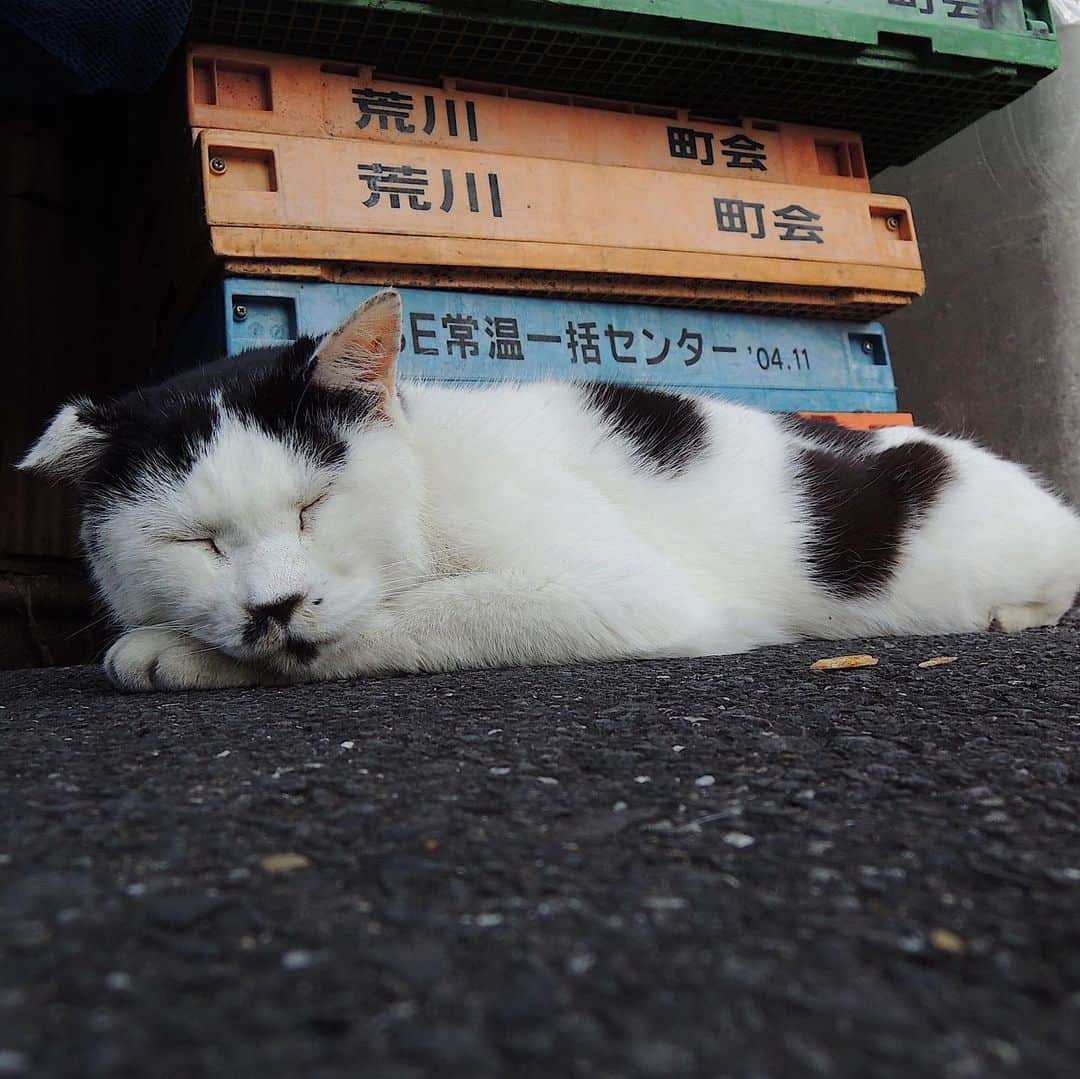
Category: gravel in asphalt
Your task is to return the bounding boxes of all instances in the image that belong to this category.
[2,620,1080,1078]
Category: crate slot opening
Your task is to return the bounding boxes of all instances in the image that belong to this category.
[207,145,278,191]
[849,333,888,366]
[193,59,272,111]
[816,139,867,179]
[870,205,914,242]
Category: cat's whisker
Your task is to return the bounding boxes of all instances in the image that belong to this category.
[64,609,119,641]
[379,573,440,588]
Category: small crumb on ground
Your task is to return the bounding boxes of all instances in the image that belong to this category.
[810,654,879,671]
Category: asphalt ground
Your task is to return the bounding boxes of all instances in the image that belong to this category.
[2,618,1080,1079]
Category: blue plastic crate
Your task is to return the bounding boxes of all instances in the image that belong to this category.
[174,279,898,414]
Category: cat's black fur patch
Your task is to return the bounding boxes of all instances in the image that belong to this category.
[798,440,952,596]
[581,382,708,474]
[284,637,320,664]
[79,337,377,498]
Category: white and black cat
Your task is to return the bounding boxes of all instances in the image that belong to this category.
[19,289,1080,691]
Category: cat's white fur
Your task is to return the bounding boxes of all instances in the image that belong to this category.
[22,291,1080,691]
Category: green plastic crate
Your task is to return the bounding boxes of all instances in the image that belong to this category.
[188,0,1060,172]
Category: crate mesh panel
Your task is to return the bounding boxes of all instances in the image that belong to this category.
[190,0,1047,172]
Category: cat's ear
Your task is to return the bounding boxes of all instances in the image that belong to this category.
[18,399,112,482]
[312,289,402,399]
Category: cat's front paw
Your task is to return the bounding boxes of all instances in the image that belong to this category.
[104,628,258,692]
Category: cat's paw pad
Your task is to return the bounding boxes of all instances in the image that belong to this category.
[104,628,255,692]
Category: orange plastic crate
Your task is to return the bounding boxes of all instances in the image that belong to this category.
[187,44,871,192]
[195,130,923,317]
[210,261,907,320]
[800,412,914,429]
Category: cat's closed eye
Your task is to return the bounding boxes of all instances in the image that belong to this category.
[299,493,329,532]
[174,536,225,559]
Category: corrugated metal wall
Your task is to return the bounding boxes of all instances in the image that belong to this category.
[1,119,80,557]
[0,62,180,666]
[1,73,179,562]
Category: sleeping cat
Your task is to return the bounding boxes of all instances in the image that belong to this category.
[19,289,1080,691]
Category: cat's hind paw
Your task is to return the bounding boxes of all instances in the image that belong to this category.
[990,600,1070,634]
[104,628,258,692]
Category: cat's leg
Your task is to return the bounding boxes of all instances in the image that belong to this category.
[316,567,728,678]
[105,627,262,691]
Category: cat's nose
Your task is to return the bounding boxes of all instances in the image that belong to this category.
[247,593,305,627]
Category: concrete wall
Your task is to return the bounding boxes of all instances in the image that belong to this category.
[876,26,1080,504]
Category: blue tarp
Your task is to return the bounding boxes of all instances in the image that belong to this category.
[0,0,191,92]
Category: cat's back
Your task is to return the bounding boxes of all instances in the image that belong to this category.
[401,377,782,472]
[399,377,1080,640]
[399,378,804,581]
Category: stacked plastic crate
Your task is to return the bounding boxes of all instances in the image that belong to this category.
[167,0,1060,426]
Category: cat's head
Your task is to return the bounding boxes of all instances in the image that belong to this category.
[20,289,425,675]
